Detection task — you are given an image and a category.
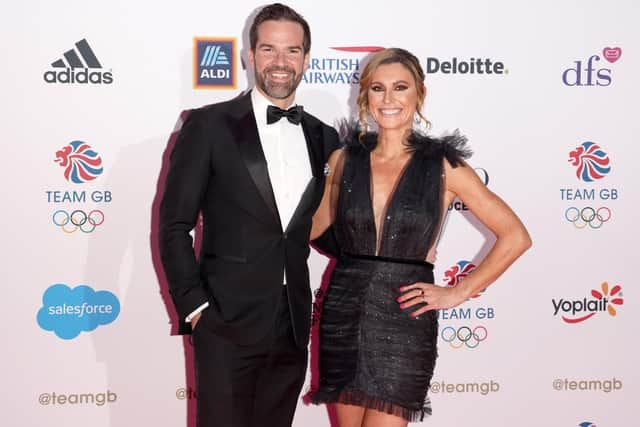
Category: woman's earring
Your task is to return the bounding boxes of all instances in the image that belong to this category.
[359,118,368,133]
[413,112,429,133]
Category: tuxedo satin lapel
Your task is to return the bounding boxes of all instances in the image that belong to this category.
[285,116,324,232]
[285,178,318,232]
[232,107,282,228]
[301,115,323,178]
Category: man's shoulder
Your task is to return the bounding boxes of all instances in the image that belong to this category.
[302,109,333,130]
[186,91,250,121]
[303,111,340,146]
[304,111,340,153]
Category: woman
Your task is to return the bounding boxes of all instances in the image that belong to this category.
[310,48,531,427]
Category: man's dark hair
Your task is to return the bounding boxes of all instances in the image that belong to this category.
[249,3,311,53]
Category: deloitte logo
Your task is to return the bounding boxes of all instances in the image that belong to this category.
[37,284,120,339]
[552,282,623,324]
[194,38,236,89]
[44,39,113,85]
[425,57,508,75]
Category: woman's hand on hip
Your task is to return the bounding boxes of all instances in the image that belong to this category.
[397,282,469,317]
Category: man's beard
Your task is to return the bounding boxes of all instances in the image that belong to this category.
[255,66,302,100]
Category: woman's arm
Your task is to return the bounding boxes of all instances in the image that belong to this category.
[310,148,344,241]
[399,159,532,315]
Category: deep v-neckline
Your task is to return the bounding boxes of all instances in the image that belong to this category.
[367,151,416,256]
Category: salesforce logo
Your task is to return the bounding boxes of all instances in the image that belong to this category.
[37,284,120,339]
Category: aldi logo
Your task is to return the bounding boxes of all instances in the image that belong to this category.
[194,38,236,89]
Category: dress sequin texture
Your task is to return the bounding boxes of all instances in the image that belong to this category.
[311,130,471,421]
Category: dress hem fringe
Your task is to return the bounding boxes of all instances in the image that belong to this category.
[310,389,432,423]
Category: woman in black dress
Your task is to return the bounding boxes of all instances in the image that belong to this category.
[310,48,531,426]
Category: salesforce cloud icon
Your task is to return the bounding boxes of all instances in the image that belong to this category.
[37,284,120,339]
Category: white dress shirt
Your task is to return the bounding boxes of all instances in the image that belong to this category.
[252,88,312,231]
[186,88,312,322]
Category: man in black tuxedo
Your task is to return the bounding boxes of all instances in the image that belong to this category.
[159,3,339,427]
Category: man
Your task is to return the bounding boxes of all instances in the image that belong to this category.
[159,3,339,427]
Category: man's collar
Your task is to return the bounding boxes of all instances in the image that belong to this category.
[251,88,297,125]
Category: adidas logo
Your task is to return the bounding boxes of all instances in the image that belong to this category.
[44,39,113,84]
[200,45,230,67]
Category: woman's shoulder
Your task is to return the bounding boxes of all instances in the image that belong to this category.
[335,120,472,166]
[408,130,472,167]
[336,122,373,156]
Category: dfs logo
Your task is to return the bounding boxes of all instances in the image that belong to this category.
[562,46,622,86]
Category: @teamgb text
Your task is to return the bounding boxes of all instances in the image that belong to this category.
[565,207,611,229]
[52,209,104,233]
[440,325,488,349]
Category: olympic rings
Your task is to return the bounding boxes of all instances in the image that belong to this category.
[440,325,488,349]
[52,209,105,233]
[564,207,611,229]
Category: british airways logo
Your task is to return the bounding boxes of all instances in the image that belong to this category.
[302,46,383,85]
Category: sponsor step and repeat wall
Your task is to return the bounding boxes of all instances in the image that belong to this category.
[2,1,638,426]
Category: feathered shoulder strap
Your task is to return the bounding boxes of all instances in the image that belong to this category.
[410,130,472,168]
[338,120,472,167]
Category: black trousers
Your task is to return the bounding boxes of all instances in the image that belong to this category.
[192,288,308,427]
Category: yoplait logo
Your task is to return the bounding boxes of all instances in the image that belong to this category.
[552,282,623,324]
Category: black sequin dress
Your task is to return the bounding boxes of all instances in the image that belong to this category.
[311,130,470,422]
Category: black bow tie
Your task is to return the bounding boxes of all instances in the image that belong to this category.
[266,105,303,125]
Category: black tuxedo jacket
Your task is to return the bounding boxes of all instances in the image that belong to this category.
[159,91,339,347]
